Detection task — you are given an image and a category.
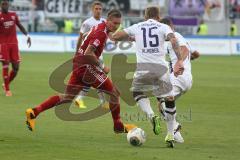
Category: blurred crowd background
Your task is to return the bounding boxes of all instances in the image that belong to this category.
[5,0,240,36]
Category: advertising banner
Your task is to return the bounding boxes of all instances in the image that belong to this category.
[203,0,225,21]
[17,34,240,56]
[44,0,82,18]
[231,39,240,55]
[186,38,231,55]
[169,0,205,17]
[18,34,65,52]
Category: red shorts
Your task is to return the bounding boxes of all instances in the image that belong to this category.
[0,43,20,63]
[65,65,114,96]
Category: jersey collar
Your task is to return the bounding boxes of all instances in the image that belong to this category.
[148,19,159,23]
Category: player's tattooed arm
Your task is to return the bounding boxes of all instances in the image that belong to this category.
[179,46,189,61]
[167,33,184,76]
[167,33,183,61]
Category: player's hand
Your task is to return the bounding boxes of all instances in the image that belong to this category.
[108,32,114,41]
[103,66,110,74]
[173,60,184,77]
[27,36,31,48]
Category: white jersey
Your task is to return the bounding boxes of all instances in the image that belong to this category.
[188,42,197,54]
[80,17,106,34]
[126,19,174,97]
[165,32,193,96]
[124,19,173,65]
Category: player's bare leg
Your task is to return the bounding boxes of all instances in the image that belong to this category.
[1,61,12,96]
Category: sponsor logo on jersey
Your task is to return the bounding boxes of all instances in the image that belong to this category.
[93,39,100,47]
[3,21,14,28]
[11,16,15,20]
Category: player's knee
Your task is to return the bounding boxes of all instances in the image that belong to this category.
[13,66,19,73]
[165,100,175,109]
[112,86,120,97]
[166,96,175,101]
[133,92,147,102]
[2,62,9,66]
[12,63,20,73]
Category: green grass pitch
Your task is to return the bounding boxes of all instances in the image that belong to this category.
[0,53,240,160]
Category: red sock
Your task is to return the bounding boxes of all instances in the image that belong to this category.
[2,64,9,91]
[33,95,61,117]
[110,103,125,131]
[109,103,121,122]
[9,70,17,83]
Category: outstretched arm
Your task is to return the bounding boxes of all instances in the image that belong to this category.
[110,31,130,41]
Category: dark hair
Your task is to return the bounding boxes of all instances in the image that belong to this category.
[160,17,173,26]
[107,9,122,19]
[144,6,160,20]
[91,1,102,8]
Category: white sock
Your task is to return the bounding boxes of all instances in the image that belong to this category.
[159,99,166,120]
[137,98,154,119]
[97,91,105,104]
[165,106,177,136]
[76,89,89,100]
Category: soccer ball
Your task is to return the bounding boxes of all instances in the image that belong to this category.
[127,127,146,146]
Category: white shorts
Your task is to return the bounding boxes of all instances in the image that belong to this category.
[131,63,173,97]
[170,72,192,98]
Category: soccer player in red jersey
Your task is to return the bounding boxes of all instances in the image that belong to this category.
[25,9,136,133]
[0,0,31,96]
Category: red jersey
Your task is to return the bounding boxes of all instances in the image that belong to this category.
[0,11,20,44]
[74,22,108,66]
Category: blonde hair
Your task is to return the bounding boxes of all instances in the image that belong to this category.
[107,9,122,19]
[144,6,160,20]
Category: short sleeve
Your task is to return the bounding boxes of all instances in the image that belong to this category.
[188,42,196,54]
[80,21,90,33]
[163,24,174,40]
[124,24,137,36]
[175,32,187,47]
[89,31,107,49]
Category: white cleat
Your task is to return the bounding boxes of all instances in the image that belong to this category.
[174,122,184,143]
